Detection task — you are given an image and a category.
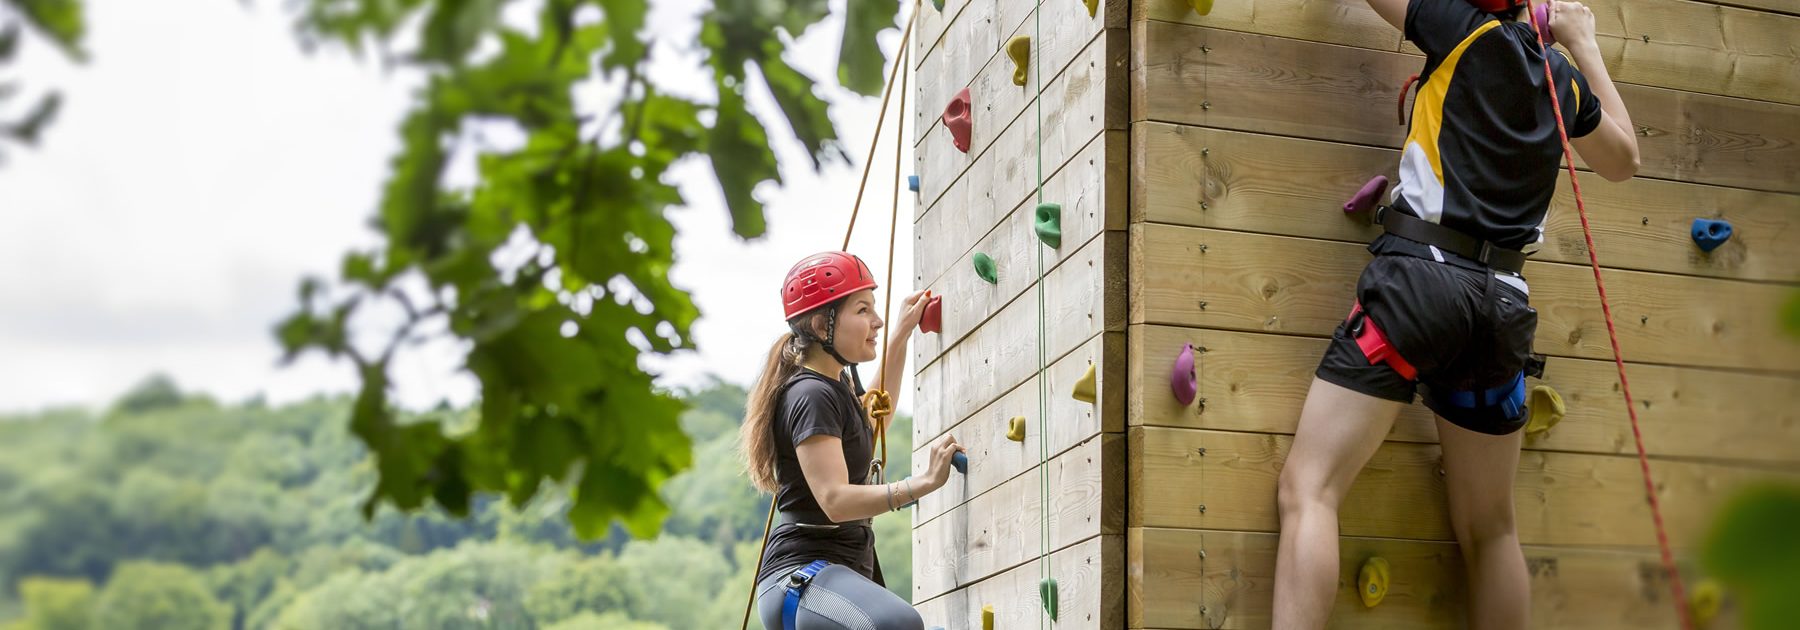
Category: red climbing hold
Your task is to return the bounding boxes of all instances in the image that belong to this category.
[942,87,972,153]
[1344,175,1389,214]
[920,293,944,334]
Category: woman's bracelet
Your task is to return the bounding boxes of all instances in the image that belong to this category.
[885,482,897,512]
[903,477,917,503]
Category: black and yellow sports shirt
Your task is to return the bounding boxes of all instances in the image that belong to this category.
[1391,0,1603,254]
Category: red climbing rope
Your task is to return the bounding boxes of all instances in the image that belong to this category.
[1525,8,1693,630]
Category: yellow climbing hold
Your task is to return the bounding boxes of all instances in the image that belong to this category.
[982,604,995,630]
[1072,362,1097,403]
[1006,36,1031,87]
[1082,0,1098,18]
[1524,385,1565,437]
[1189,0,1214,16]
[1358,557,1390,608]
[1690,579,1723,628]
[1007,416,1027,442]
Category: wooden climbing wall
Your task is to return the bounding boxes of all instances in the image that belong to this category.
[908,0,1130,627]
[913,0,1799,629]
[1124,0,1800,629]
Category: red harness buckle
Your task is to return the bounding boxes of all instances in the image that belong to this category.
[1348,301,1418,381]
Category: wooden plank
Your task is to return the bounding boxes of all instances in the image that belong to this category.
[1128,426,1796,546]
[911,234,1125,453]
[914,0,1000,75]
[912,331,1127,525]
[915,130,1123,317]
[1130,527,1714,629]
[1696,0,1800,15]
[1133,0,1800,106]
[917,27,1125,219]
[912,0,1115,154]
[1134,22,1800,193]
[1130,224,1800,372]
[913,226,1125,376]
[1132,122,1800,283]
[913,139,1126,370]
[911,434,1124,603]
[915,535,1124,629]
[1130,325,1800,464]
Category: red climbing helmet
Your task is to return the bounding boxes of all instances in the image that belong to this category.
[1466,0,1525,12]
[781,251,878,320]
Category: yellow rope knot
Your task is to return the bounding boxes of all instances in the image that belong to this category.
[862,389,893,424]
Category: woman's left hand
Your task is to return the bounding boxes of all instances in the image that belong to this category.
[893,290,929,336]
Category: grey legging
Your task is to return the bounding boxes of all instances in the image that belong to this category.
[756,562,924,630]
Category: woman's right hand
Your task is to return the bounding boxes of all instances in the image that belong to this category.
[922,433,966,491]
[1548,1,1597,51]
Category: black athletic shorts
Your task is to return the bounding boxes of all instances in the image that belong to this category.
[1316,251,1538,435]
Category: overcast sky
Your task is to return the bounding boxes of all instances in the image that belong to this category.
[0,0,918,415]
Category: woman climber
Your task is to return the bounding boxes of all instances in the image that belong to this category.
[740,251,965,630]
[1271,1,1638,628]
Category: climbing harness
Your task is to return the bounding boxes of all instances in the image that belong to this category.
[780,560,831,630]
[1373,205,1527,274]
[1520,4,1693,627]
[1345,301,1419,381]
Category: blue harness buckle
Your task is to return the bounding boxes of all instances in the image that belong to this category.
[781,560,830,630]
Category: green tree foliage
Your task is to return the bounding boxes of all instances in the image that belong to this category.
[0,0,85,158]
[0,377,914,627]
[1704,483,1800,629]
[274,0,905,541]
[6,577,93,630]
[91,563,230,630]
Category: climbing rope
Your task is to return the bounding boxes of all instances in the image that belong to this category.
[1524,8,1692,630]
[1030,1,1054,627]
[738,5,920,629]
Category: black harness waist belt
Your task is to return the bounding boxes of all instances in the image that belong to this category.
[1377,207,1527,274]
[780,510,870,529]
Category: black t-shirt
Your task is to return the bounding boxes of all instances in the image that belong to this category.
[754,369,881,585]
[1392,0,1604,253]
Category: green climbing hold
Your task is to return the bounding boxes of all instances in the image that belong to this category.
[1035,202,1062,249]
[1040,578,1059,621]
[932,0,946,12]
[1189,0,1214,16]
[973,252,998,284]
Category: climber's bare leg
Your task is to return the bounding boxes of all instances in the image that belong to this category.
[1272,377,1406,629]
[1438,415,1529,630]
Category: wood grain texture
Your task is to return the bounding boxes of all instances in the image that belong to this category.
[915,130,1124,329]
[1129,527,1717,629]
[915,534,1124,629]
[1132,123,1800,282]
[911,234,1125,457]
[1131,224,1800,372]
[914,136,1127,371]
[912,331,1127,526]
[911,434,1124,603]
[1132,0,1800,105]
[1134,22,1800,193]
[1128,427,1796,546]
[917,28,1125,219]
[1130,324,1800,464]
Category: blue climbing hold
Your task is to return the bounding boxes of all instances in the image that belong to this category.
[952,451,968,474]
[1691,218,1733,253]
[908,175,920,193]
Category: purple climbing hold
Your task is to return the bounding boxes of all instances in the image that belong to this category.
[1171,343,1198,406]
[1344,175,1390,214]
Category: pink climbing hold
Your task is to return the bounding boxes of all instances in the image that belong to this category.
[942,87,973,154]
[1344,175,1389,214]
[1171,343,1198,406]
[920,293,944,334]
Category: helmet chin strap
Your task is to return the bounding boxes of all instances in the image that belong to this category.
[798,307,868,399]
